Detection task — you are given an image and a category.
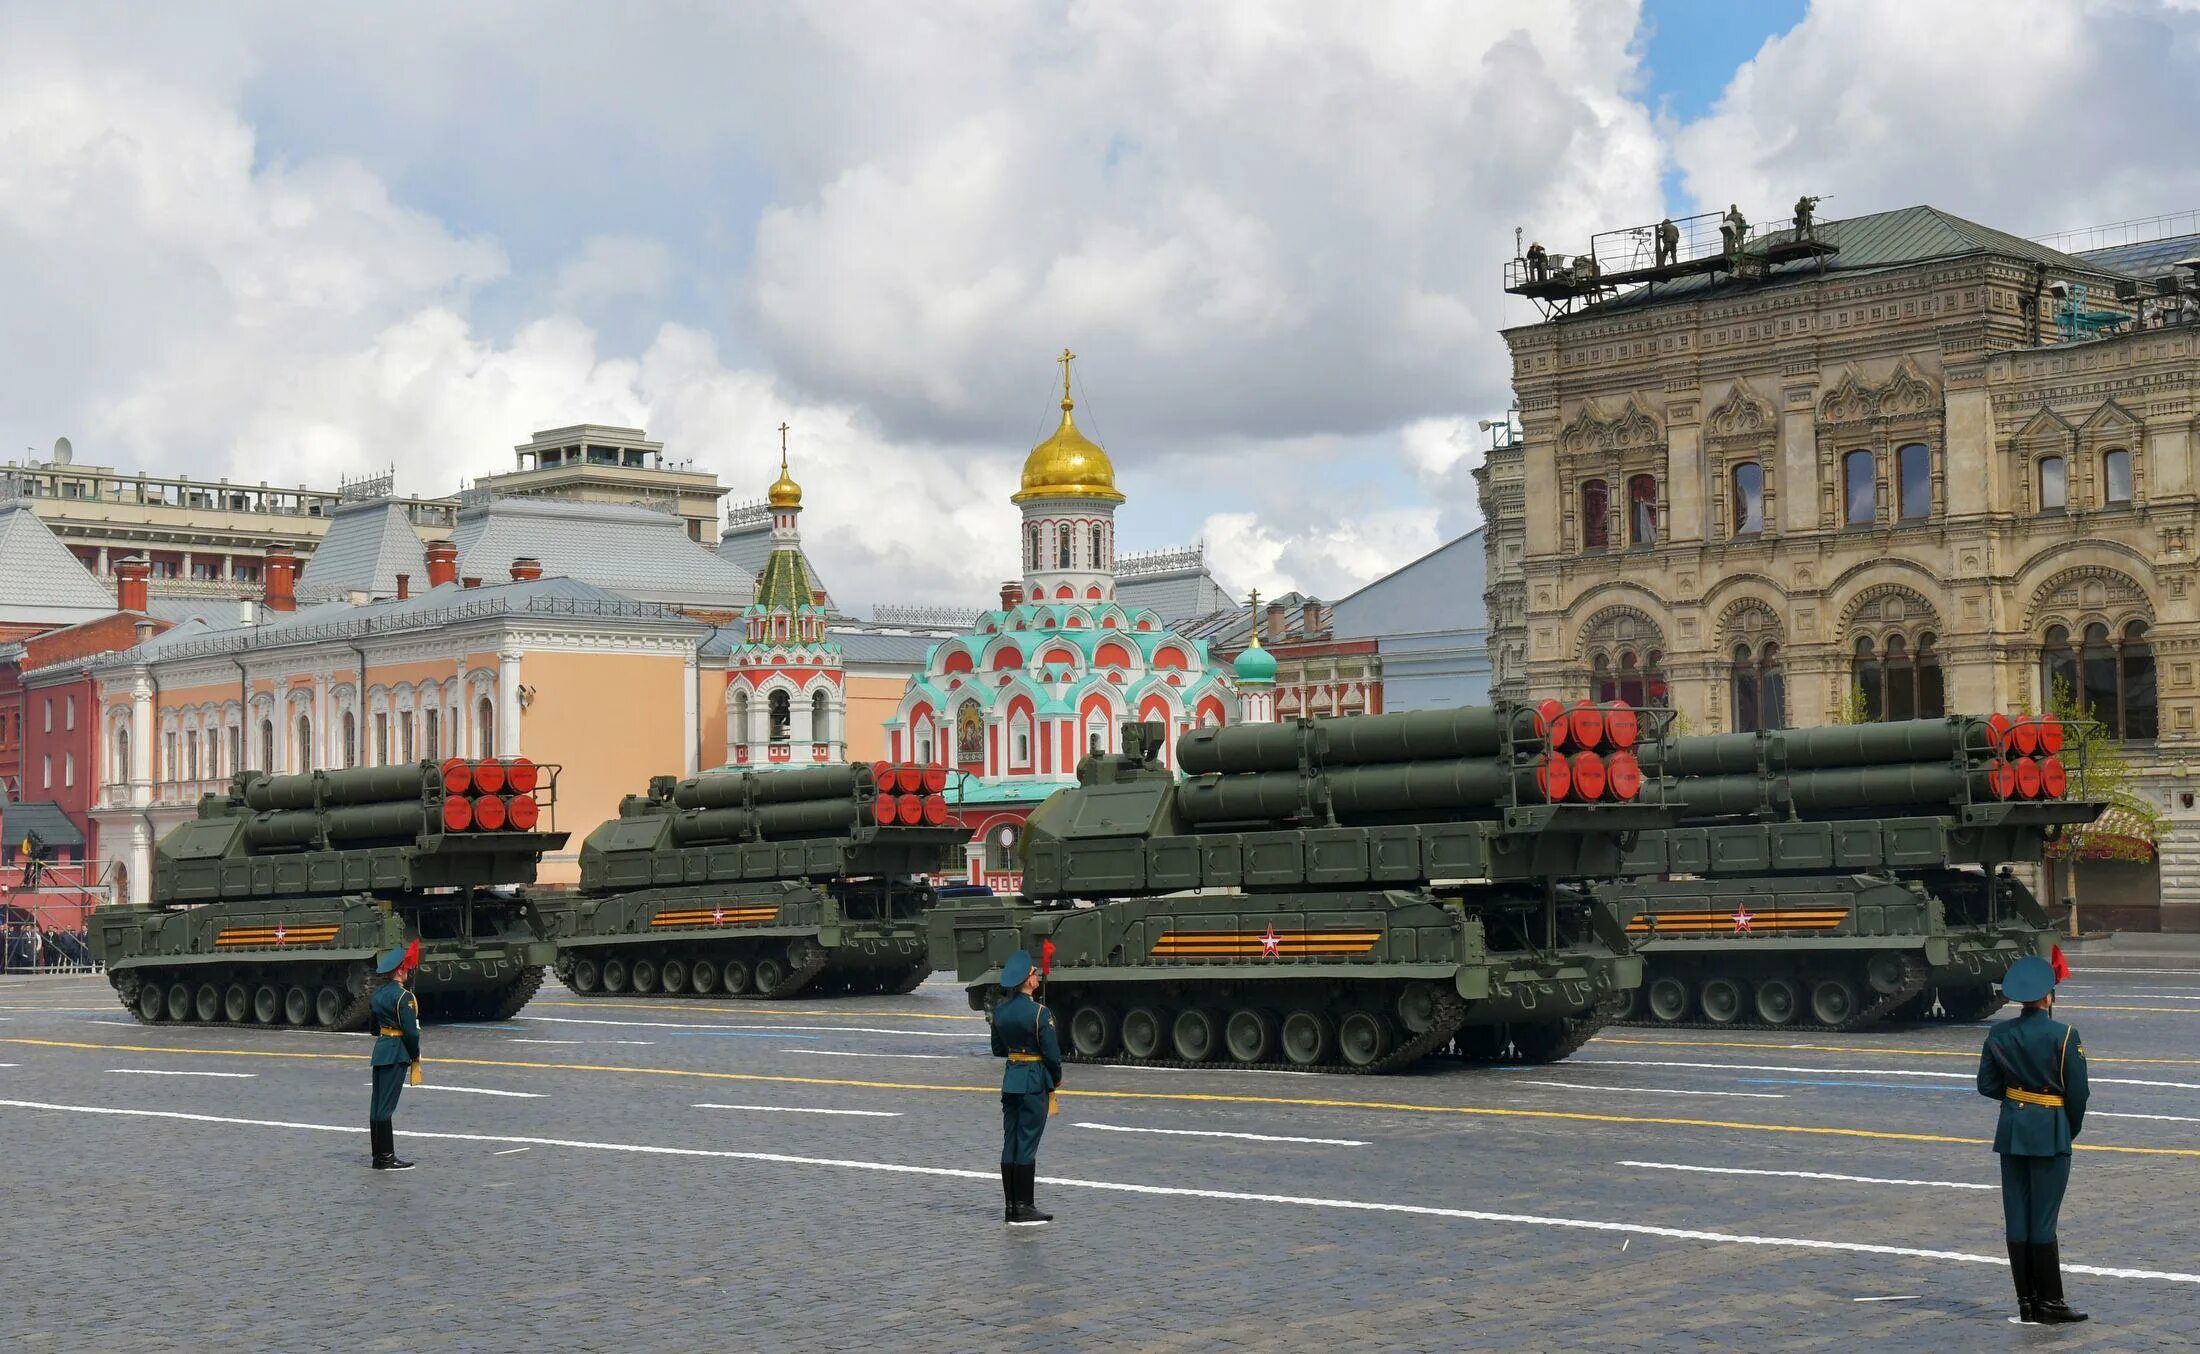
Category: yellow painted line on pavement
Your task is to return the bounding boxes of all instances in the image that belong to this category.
[1596,1035,2200,1067]
[10,1036,2200,1159]
[538,1000,980,1022]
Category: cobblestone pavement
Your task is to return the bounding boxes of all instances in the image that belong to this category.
[4,965,2196,1351]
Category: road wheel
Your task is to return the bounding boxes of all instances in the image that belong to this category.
[1120,1006,1166,1060]
[194,983,222,1023]
[1646,976,1691,1023]
[1338,1011,1392,1068]
[1069,1004,1115,1057]
[1170,1008,1220,1062]
[1395,982,1440,1035]
[1613,984,1642,1021]
[689,959,719,995]
[166,982,193,1022]
[1811,977,1860,1027]
[660,958,689,996]
[282,985,311,1025]
[721,957,753,995]
[570,958,601,995]
[753,954,788,995]
[1225,1009,1277,1063]
[1280,1010,1334,1066]
[138,983,168,1021]
[223,983,251,1023]
[1699,977,1745,1025]
[1866,952,1910,996]
[601,958,630,994]
[631,959,661,995]
[315,986,347,1026]
[253,985,281,1024]
[1754,977,1800,1026]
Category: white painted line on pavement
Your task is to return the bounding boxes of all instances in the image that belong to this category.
[694,1103,902,1118]
[361,1082,543,1099]
[797,1050,955,1061]
[494,1147,530,1155]
[522,1014,969,1039]
[3,1096,2194,1287]
[1852,1296,1921,1302]
[1515,1079,1785,1100]
[2090,1110,2200,1124]
[506,1038,656,1046]
[1618,1161,1992,1190]
[108,1068,256,1079]
[1074,1122,1364,1146]
[1568,1057,2200,1092]
[2067,967,2200,976]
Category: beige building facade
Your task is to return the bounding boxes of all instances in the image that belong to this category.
[1492,205,2200,931]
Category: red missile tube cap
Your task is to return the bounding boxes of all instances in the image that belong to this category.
[441,796,474,832]
[474,759,508,794]
[1985,712,2012,753]
[2037,718,2065,755]
[922,765,948,794]
[870,761,894,789]
[1537,698,1571,750]
[1567,700,1607,752]
[920,795,950,826]
[1533,753,1572,803]
[2008,714,2041,757]
[1569,750,1607,801]
[871,795,898,825]
[1602,704,1640,751]
[2014,757,2044,799]
[440,758,474,794]
[1604,750,1644,802]
[505,793,541,831]
[505,757,539,794]
[472,793,509,831]
[2039,756,2068,799]
[898,764,928,794]
[1987,760,2019,801]
[894,794,924,825]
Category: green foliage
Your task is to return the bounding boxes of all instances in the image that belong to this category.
[2033,677,2163,863]
[1828,686,1871,726]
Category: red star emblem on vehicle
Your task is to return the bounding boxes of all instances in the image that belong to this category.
[711,906,725,923]
[1260,926,1281,956]
[1733,908,1754,933]
[273,923,286,943]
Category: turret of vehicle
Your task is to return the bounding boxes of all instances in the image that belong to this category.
[1605,713,2101,1031]
[87,759,568,1028]
[929,702,1678,1074]
[549,762,968,999]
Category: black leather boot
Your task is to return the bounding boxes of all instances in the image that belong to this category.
[2030,1243,2087,1324]
[2006,1240,2035,1324]
[384,1122,415,1171]
[1016,1164,1052,1226]
[370,1119,391,1169]
[1002,1163,1017,1223]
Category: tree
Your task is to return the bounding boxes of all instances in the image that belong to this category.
[2030,677,2164,936]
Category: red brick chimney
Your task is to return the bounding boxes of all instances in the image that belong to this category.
[264,547,299,613]
[509,557,543,582]
[1302,599,1322,636]
[462,576,482,590]
[1264,600,1287,642]
[395,573,410,601]
[114,556,151,614]
[425,539,458,589]
[1000,581,1025,610]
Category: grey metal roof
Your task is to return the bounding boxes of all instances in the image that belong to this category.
[145,597,252,626]
[831,629,941,665]
[455,497,756,609]
[0,800,85,851]
[1586,206,2125,316]
[297,498,428,601]
[0,501,116,617]
[1333,528,1487,638]
[1116,563,1234,623]
[2078,233,2200,282]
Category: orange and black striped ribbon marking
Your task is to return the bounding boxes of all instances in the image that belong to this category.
[214,927,342,948]
[1627,910,1849,934]
[650,909,781,928]
[1150,930,1383,958]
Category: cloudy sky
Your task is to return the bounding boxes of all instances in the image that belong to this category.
[4,0,2197,611]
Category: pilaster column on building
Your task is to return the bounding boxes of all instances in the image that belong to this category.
[496,647,522,757]
[96,546,109,575]
[314,672,330,772]
[129,820,152,908]
[683,649,700,778]
[129,673,153,807]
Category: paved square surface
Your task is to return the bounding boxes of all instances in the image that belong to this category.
[4,964,2195,1351]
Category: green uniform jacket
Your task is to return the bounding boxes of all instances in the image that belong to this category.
[370,982,421,1068]
[1976,1007,2088,1156]
[991,992,1062,1095]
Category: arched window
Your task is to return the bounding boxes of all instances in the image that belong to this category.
[1090,524,1106,569]
[1853,629,1943,721]
[296,715,313,771]
[2121,621,2157,739]
[731,691,750,746]
[1580,480,1609,551]
[1028,525,1041,570]
[1897,443,1930,520]
[1732,462,1764,536]
[1844,450,1876,525]
[1593,648,1667,707]
[258,718,273,772]
[810,689,830,745]
[113,725,131,786]
[768,690,792,743]
[342,712,358,768]
[1628,474,1658,546]
[2038,456,2067,512]
[186,731,199,782]
[2054,620,2156,738]
[1730,641,1786,732]
[2103,448,2133,506]
[476,697,495,757]
[1057,524,1074,569]
[424,708,439,760]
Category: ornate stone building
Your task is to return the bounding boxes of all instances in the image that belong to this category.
[1492,204,2200,929]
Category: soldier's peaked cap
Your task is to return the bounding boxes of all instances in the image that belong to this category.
[376,938,421,975]
[999,950,1035,990]
[2001,954,2057,1003]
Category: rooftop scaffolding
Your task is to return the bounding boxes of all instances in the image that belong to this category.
[1505,197,1840,317]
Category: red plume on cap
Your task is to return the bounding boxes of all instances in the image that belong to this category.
[1040,938,1056,976]
[400,938,421,972]
[2050,944,2070,983]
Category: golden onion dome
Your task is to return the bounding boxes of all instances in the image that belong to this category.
[1012,349,1125,505]
[767,438,802,510]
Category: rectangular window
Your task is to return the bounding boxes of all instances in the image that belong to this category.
[400,715,414,763]
[65,695,75,730]
[64,752,74,787]
[163,732,176,781]
[374,713,389,766]
[425,708,440,760]
[42,754,51,788]
[44,698,52,732]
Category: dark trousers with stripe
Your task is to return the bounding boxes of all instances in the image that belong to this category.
[1001,1092,1047,1166]
[371,1063,408,1122]
[1999,1153,2071,1242]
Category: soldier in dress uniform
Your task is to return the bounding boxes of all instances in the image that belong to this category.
[990,949,1061,1225]
[369,939,423,1171]
[1976,954,2090,1324]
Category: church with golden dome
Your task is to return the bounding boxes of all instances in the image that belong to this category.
[725,426,845,768]
[885,350,1241,889]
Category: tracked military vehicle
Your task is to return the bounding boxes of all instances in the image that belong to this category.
[929,703,1678,1074]
[1604,714,2099,1032]
[550,763,968,999]
[88,759,568,1028]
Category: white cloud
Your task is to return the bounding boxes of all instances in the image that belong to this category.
[551,235,674,314]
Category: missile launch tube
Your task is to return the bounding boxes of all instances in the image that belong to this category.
[667,796,864,844]
[242,800,430,849]
[1675,762,1993,818]
[1177,756,1542,825]
[671,764,868,811]
[1176,706,1544,776]
[239,765,437,812]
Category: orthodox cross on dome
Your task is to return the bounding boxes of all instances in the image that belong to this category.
[1058,347,1076,407]
[1246,588,1263,650]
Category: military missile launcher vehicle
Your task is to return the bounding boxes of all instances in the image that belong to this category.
[87,758,569,1029]
[929,702,1679,1074]
[549,762,968,999]
[1603,713,2101,1031]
